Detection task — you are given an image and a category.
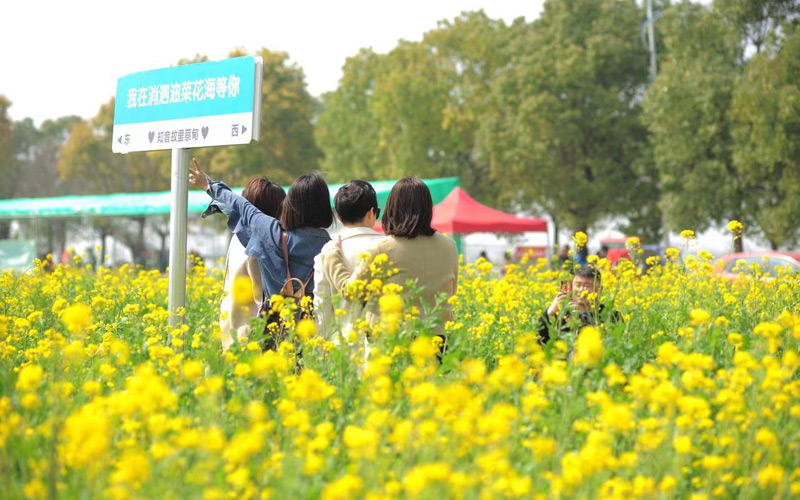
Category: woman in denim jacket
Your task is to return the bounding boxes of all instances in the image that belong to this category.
[189,159,332,306]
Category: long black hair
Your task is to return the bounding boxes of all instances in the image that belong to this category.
[279,172,333,230]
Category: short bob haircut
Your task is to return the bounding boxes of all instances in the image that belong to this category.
[381,177,436,238]
[280,172,334,230]
[242,176,286,219]
[334,180,379,224]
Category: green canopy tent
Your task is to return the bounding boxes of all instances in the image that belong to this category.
[0,177,460,219]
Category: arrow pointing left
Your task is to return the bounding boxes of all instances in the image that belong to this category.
[118,136,123,144]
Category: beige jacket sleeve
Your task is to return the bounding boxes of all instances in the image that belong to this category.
[321,248,353,294]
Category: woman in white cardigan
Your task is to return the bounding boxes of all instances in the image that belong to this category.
[217,176,285,350]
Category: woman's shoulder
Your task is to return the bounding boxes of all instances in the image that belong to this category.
[293,226,331,241]
[431,232,457,248]
[381,233,455,247]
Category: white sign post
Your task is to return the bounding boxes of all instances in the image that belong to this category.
[113,57,263,326]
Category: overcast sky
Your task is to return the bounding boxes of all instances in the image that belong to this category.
[2,0,545,124]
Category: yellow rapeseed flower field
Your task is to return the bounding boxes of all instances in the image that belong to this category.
[1,250,799,499]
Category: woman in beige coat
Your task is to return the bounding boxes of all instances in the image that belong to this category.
[217,177,285,350]
[322,177,459,328]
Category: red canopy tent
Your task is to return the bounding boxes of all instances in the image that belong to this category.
[375,187,547,234]
[430,187,547,234]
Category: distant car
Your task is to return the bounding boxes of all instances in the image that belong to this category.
[718,252,800,281]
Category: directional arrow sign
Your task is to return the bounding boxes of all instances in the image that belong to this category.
[112,56,262,153]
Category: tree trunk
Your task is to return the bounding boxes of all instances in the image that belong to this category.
[47,222,54,257]
[57,220,66,263]
[734,236,744,253]
[137,218,146,266]
[731,213,744,253]
[551,215,559,248]
[100,226,108,267]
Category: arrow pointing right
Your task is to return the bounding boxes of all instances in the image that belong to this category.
[241,125,247,134]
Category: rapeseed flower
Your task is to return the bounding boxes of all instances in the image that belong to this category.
[16,364,43,392]
[231,275,253,307]
[757,464,784,487]
[322,474,363,500]
[689,308,711,326]
[379,293,403,315]
[574,326,603,366]
[1,227,800,498]
[60,303,92,333]
[728,220,743,237]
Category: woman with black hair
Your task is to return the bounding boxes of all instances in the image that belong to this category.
[217,176,285,351]
[322,177,458,326]
[189,159,332,333]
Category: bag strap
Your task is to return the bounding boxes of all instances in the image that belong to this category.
[302,270,314,290]
[280,231,314,297]
[281,231,292,282]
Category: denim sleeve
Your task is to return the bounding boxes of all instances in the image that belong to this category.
[207,180,281,253]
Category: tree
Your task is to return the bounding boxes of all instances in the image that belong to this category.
[716,0,799,54]
[211,48,322,186]
[643,3,745,241]
[369,40,462,179]
[317,12,513,202]
[730,23,800,249]
[318,40,463,184]
[57,99,171,265]
[643,0,798,250]
[58,98,170,194]
[13,115,82,198]
[316,49,383,181]
[421,11,517,202]
[0,96,14,238]
[482,0,656,239]
[0,96,14,199]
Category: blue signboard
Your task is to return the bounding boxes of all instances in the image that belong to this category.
[112,56,262,153]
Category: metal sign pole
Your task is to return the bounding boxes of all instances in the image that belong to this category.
[167,148,189,326]
[112,55,263,329]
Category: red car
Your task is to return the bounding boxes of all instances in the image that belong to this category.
[718,251,800,281]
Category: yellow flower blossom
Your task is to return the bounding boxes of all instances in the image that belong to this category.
[727,220,743,237]
[16,364,44,392]
[574,326,603,366]
[61,303,92,333]
[573,231,588,248]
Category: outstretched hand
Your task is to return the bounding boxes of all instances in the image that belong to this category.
[188,158,210,191]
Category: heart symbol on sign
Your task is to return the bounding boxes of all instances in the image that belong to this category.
[201,127,209,139]
[148,131,155,143]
